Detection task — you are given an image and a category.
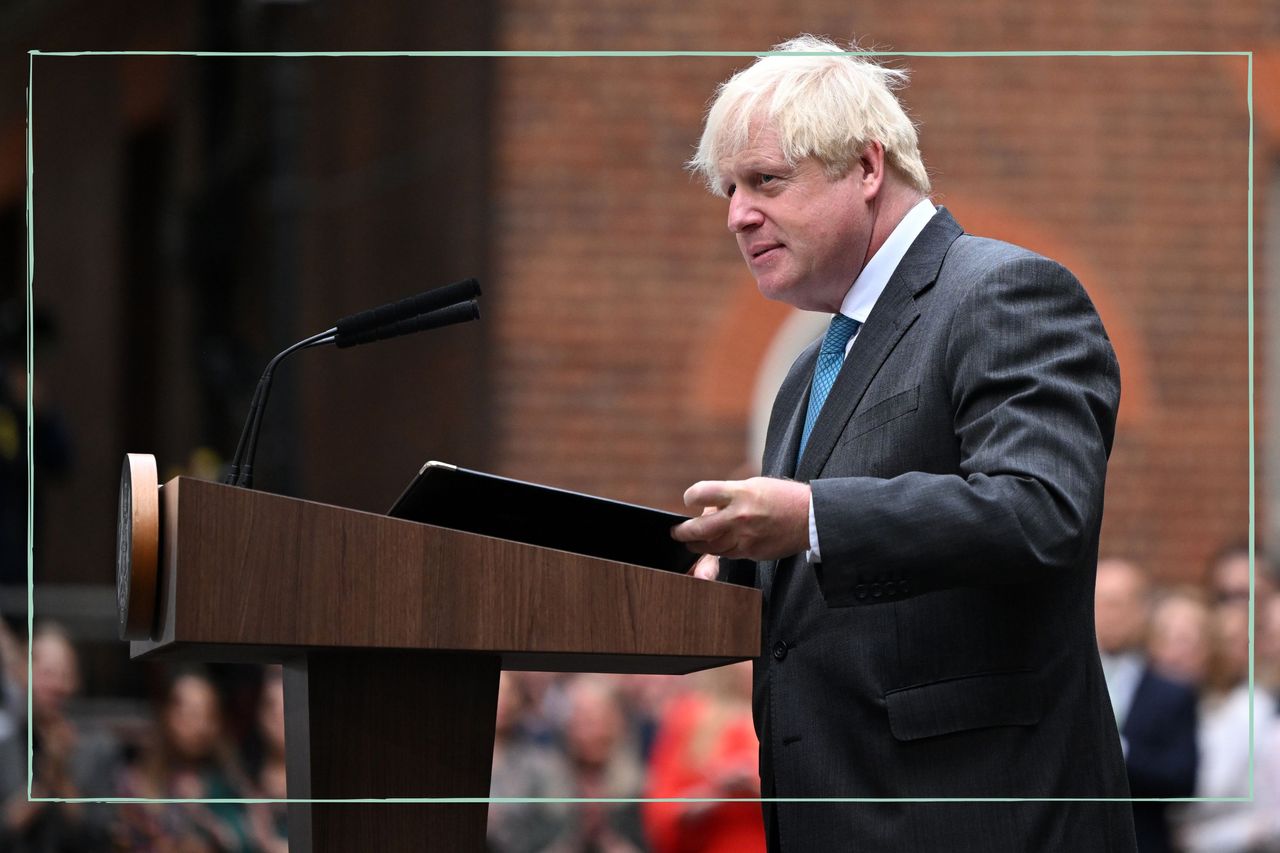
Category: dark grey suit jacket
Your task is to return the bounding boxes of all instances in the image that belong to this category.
[727,208,1138,851]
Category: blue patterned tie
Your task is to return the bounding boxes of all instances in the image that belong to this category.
[798,314,862,460]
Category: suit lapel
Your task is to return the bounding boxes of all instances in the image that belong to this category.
[757,342,817,599]
[763,347,816,480]
[795,208,963,482]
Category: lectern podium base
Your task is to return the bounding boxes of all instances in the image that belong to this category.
[284,650,500,852]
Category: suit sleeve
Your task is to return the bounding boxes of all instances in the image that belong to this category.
[810,256,1120,605]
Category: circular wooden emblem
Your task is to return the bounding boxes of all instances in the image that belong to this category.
[116,453,159,641]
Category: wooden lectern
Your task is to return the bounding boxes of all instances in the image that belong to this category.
[122,475,761,852]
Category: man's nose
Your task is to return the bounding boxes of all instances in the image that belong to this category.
[727,191,763,233]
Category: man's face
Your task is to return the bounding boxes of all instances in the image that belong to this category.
[1149,595,1210,686]
[718,125,872,312]
[31,634,78,720]
[1211,554,1254,606]
[1094,562,1148,654]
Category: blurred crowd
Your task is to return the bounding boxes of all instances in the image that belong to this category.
[0,619,761,853]
[0,623,289,852]
[1096,545,1280,853]
[0,540,1277,852]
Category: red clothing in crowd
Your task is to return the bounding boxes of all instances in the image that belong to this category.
[643,692,766,853]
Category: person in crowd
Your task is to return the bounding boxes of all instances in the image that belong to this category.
[1148,586,1213,688]
[543,675,646,853]
[487,672,575,853]
[671,34,1133,850]
[1094,559,1198,853]
[115,669,260,852]
[1173,593,1280,851]
[643,661,765,853]
[1207,543,1275,607]
[241,666,287,853]
[0,622,120,852]
[516,670,575,748]
[614,673,683,762]
[0,616,24,742]
[1259,590,1280,695]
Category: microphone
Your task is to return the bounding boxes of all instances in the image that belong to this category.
[224,283,482,489]
[334,278,480,347]
[336,299,479,348]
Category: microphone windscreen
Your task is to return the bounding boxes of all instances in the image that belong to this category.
[336,300,480,348]
[334,278,480,345]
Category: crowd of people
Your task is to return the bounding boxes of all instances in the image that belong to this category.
[0,542,1276,852]
[1096,545,1280,852]
[0,624,288,852]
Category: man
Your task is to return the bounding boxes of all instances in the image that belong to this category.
[1095,558,1199,853]
[1207,542,1275,607]
[672,36,1136,851]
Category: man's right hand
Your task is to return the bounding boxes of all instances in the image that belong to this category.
[689,553,719,581]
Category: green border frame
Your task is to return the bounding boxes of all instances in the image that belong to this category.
[24,48,1255,807]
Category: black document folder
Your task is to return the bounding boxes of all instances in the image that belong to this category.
[387,462,699,573]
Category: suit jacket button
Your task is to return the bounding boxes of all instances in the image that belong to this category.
[901,580,912,595]
[871,582,882,598]
[772,640,789,661]
[854,584,867,599]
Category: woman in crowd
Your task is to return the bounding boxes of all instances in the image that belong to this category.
[114,669,260,852]
[0,622,119,852]
[1173,592,1280,851]
[642,661,765,853]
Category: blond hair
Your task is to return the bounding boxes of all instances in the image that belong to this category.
[688,35,930,196]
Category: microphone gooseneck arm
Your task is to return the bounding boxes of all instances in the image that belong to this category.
[226,327,336,489]
[222,279,482,491]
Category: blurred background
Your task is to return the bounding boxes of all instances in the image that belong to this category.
[0,1,1276,851]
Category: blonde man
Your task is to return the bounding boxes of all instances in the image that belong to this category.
[674,36,1134,851]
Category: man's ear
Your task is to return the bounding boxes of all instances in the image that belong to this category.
[858,140,887,201]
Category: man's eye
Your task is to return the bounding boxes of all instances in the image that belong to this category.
[760,174,777,185]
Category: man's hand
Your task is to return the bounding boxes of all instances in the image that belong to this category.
[672,477,810,561]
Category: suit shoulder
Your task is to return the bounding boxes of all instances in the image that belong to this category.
[945,234,1073,279]
[935,234,1093,315]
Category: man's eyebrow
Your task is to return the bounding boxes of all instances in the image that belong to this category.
[729,155,791,174]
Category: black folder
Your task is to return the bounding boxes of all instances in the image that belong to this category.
[388,462,699,573]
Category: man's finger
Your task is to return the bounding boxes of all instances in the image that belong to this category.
[683,480,736,510]
[671,509,733,544]
[691,554,720,580]
[685,531,740,557]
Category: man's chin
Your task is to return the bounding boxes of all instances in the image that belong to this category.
[756,279,825,311]
[754,275,798,305]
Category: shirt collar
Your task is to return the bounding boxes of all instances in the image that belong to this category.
[1100,650,1145,674]
[839,198,938,323]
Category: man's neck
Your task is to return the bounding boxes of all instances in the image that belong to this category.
[862,186,928,268]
